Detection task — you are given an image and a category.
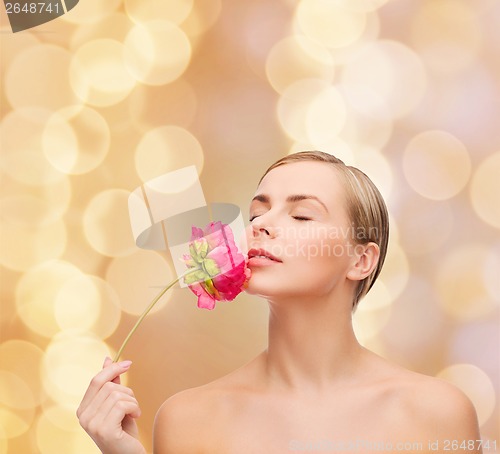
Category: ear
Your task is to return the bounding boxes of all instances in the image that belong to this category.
[346,242,380,283]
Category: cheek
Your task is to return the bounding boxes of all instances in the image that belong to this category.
[241,225,254,253]
[290,232,345,263]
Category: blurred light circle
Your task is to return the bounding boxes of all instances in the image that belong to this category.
[397,196,453,256]
[42,106,110,175]
[54,274,121,338]
[0,371,34,410]
[265,35,335,95]
[436,244,497,321]
[42,332,110,409]
[0,108,66,186]
[410,65,497,153]
[15,260,83,337]
[134,125,204,182]
[403,130,471,200]
[242,2,293,81]
[359,279,393,310]
[354,148,393,201]
[341,40,427,118]
[289,138,355,166]
[70,39,136,107]
[353,287,393,339]
[5,44,79,111]
[86,277,122,339]
[0,31,38,80]
[378,241,409,301]
[124,20,192,86]
[34,408,96,454]
[352,306,392,345]
[181,0,222,38]
[470,152,500,229]
[306,85,347,144]
[83,189,137,257]
[0,340,44,406]
[448,320,499,383]
[0,175,71,227]
[387,214,400,244]
[61,215,111,277]
[327,9,380,66]
[436,363,496,426]
[128,80,198,132]
[39,404,76,431]
[61,0,121,24]
[125,0,193,24]
[36,406,102,454]
[411,0,481,75]
[0,218,67,272]
[339,84,393,150]
[382,277,444,364]
[483,243,500,303]
[295,0,367,48]
[54,274,101,333]
[334,0,389,13]
[71,13,131,49]
[106,250,175,316]
[277,78,331,143]
[0,407,33,439]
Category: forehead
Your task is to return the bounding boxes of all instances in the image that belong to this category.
[256,161,344,203]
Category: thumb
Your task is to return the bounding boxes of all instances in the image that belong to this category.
[103,356,121,384]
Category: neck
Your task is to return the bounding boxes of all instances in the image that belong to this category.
[263,291,363,395]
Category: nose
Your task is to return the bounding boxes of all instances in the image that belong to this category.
[251,215,276,239]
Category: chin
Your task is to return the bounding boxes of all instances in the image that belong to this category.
[244,278,293,301]
[245,277,277,298]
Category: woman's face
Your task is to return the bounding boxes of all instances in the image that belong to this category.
[245,161,361,301]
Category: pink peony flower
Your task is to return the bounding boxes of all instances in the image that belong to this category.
[113,221,250,361]
[182,221,250,310]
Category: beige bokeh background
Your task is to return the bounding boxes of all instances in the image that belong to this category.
[1,1,499,453]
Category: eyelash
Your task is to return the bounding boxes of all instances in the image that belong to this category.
[249,215,311,222]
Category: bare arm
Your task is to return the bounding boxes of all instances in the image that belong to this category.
[77,357,146,454]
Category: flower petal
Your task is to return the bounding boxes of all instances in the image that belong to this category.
[184,221,250,308]
[196,289,217,310]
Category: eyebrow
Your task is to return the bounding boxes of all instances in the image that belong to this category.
[251,193,329,213]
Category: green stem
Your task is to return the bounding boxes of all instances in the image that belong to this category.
[113,269,192,362]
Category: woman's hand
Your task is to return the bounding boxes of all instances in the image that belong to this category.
[77,357,146,454]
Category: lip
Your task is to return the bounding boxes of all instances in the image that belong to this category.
[247,248,283,266]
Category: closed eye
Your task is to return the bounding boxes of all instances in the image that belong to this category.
[250,215,311,222]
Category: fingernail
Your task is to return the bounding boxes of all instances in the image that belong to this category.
[119,360,132,369]
[103,356,111,367]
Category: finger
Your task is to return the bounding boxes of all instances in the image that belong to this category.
[107,399,142,423]
[101,391,141,421]
[79,381,136,425]
[88,394,141,435]
[103,356,121,384]
[78,360,132,414]
[83,389,140,430]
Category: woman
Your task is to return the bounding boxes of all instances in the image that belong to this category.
[77,152,482,453]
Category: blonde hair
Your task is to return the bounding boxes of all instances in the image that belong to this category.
[259,151,389,310]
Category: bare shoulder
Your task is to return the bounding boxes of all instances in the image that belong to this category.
[370,355,481,442]
[402,372,480,436]
[153,383,225,454]
[153,357,261,454]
